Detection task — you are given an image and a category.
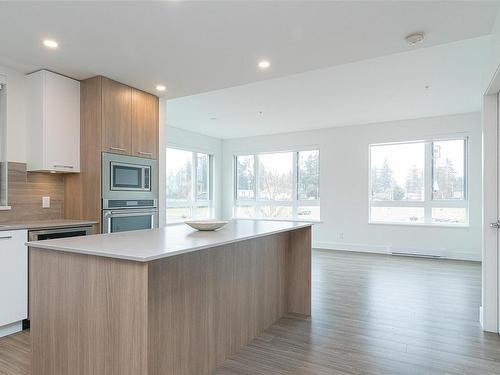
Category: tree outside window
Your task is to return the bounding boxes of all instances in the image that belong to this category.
[234,150,320,221]
[166,147,213,223]
[369,138,467,225]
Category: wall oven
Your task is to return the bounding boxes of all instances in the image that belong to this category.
[102,153,158,233]
[102,207,158,234]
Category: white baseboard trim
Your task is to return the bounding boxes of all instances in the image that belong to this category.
[313,241,480,262]
[0,321,23,338]
[479,304,499,333]
[314,241,389,254]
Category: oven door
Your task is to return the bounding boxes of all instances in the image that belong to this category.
[102,209,158,233]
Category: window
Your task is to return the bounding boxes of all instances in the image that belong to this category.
[166,147,213,223]
[369,138,467,225]
[234,150,320,220]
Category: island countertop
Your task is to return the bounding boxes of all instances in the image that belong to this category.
[26,220,312,262]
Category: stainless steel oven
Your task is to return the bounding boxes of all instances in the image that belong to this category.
[102,208,158,233]
[102,152,158,233]
[102,152,157,206]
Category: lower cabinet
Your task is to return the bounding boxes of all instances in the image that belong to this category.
[0,230,27,336]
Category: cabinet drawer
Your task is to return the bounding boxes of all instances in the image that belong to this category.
[0,230,27,327]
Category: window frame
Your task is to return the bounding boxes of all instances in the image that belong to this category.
[368,136,469,227]
[233,148,320,221]
[166,146,214,224]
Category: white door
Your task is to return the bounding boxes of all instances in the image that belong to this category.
[496,93,500,332]
[482,92,499,333]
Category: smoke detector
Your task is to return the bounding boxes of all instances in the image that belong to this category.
[405,32,425,46]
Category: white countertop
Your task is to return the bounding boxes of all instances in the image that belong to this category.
[26,220,312,262]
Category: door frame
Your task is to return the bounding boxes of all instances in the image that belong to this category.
[482,62,500,333]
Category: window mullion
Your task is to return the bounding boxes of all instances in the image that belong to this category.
[254,154,259,202]
[192,151,197,218]
[233,156,238,218]
[209,155,213,218]
[424,141,433,224]
[292,152,298,218]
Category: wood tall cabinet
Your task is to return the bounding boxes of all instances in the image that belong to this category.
[132,89,159,159]
[64,76,159,232]
[102,78,132,155]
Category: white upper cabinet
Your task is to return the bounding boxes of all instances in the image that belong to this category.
[26,70,80,173]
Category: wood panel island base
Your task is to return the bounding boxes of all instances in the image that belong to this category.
[28,221,312,375]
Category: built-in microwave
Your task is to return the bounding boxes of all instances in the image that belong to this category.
[102,153,157,209]
[110,161,150,191]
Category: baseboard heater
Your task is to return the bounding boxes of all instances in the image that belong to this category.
[390,252,444,259]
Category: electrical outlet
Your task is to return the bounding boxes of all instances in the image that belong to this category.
[42,196,50,208]
[338,232,344,240]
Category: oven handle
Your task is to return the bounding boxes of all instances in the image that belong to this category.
[103,209,158,219]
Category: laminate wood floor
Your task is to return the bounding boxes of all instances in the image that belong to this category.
[1,250,499,375]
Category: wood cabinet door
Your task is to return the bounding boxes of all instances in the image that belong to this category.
[131,89,158,159]
[102,78,132,155]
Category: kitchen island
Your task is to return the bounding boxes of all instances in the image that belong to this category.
[27,220,312,375]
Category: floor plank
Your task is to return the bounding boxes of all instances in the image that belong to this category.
[1,250,500,375]
[0,331,29,375]
[215,250,500,375]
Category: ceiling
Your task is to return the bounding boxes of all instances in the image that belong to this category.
[0,1,498,99]
[167,36,490,138]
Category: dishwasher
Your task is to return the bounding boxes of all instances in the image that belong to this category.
[25,226,93,328]
[28,226,93,241]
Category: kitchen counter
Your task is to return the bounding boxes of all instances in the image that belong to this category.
[29,220,312,375]
[0,219,97,232]
[26,219,311,262]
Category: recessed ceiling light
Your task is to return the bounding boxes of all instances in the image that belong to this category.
[156,85,166,92]
[405,32,425,46]
[43,39,58,49]
[258,60,271,69]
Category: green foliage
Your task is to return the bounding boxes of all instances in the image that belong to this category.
[392,185,406,200]
[298,151,319,200]
[434,158,463,199]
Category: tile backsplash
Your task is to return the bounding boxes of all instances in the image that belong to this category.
[0,162,64,223]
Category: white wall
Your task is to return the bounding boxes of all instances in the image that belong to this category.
[0,65,27,163]
[221,112,482,261]
[159,103,223,225]
[484,7,500,92]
